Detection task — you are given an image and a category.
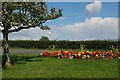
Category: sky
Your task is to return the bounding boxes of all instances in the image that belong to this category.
[0,1,119,41]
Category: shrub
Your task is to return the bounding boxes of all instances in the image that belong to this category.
[2,40,119,50]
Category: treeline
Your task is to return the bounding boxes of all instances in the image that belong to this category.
[2,40,119,50]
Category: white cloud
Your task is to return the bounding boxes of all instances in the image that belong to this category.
[0,22,4,31]
[59,17,66,20]
[86,0,102,14]
[0,27,4,31]
[6,27,57,40]
[0,17,118,41]
[60,17,118,40]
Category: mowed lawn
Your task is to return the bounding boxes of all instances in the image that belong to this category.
[2,53,119,78]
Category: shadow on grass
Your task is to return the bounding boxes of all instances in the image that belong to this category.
[10,55,43,64]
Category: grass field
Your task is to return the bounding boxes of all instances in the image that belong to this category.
[2,53,119,78]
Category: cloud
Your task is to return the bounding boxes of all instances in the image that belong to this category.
[5,27,57,40]
[86,0,102,14]
[60,17,118,40]
[59,17,66,20]
[0,17,118,41]
[0,26,4,30]
[0,22,4,31]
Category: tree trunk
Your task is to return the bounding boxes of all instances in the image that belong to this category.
[2,32,11,67]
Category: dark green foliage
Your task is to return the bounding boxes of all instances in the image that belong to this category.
[2,40,119,50]
[39,36,49,41]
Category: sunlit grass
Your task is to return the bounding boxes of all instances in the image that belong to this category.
[2,53,119,78]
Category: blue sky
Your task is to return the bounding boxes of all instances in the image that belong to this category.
[45,2,118,25]
[42,2,118,40]
[0,1,118,41]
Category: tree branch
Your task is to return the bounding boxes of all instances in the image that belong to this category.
[8,25,34,34]
[8,20,47,34]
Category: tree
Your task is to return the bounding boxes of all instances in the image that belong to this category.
[39,36,49,41]
[1,2,62,67]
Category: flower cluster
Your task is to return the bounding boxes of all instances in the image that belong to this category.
[41,50,120,60]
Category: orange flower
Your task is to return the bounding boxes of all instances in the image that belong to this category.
[109,56,113,60]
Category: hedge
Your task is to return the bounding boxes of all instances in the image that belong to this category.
[1,40,119,50]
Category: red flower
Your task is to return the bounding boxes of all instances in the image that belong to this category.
[66,52,70,57]
[60,50,64,53]
[61,55,65,59]
[78,56,80,60]
[107,52,111,55]
[42,52,49,57]
[51,53,56,57]
[93,52,96,57]
[109,56,113,60]
[84,51,89,55]
[74,50,78,54]
[89,58,92,60]
[95,50,99,54]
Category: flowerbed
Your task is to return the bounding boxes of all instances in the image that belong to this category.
[41,50,120,60]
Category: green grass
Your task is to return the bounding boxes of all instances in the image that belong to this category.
[2,53,119,78]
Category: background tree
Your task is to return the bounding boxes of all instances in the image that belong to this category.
[0,2,62,67]
[39,36,49,41]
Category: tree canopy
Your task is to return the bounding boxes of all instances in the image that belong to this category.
[1,2,62,67]
[1,2,62,34]
[39,36,49,41]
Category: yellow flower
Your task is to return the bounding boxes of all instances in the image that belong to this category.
[96,54,98,57]
[87,55,90,58]
[78,53,81,56]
